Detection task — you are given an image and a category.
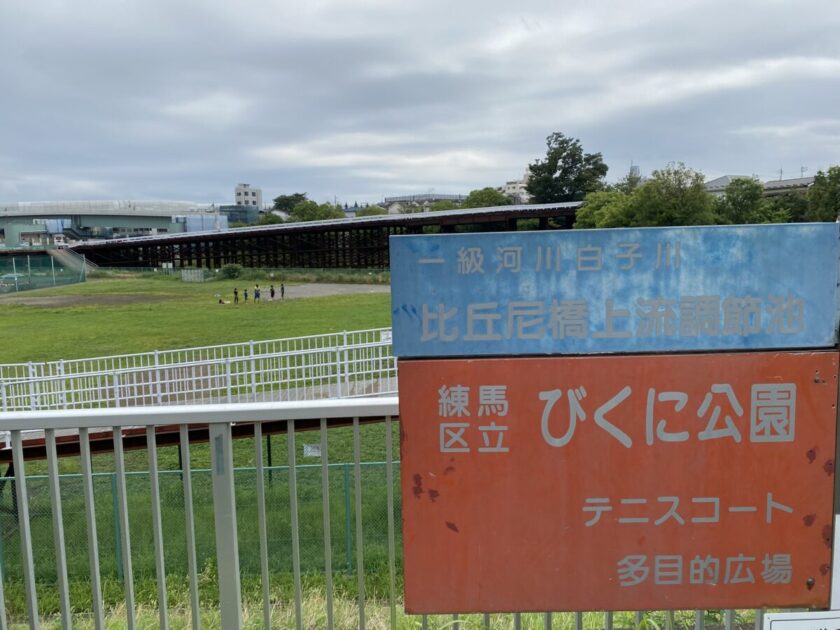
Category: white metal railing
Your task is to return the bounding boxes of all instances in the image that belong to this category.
[0,399,399,629]
[0,401,786,629]
[0,328,396,412]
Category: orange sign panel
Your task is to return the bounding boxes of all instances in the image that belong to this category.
[399,352,838,612]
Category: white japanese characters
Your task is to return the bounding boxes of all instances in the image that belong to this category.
[421,295,805,343]
[617,553,792,587]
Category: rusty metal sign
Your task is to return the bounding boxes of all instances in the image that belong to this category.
[400,352,838,612]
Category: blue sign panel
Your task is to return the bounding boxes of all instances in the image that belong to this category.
[390,223,840,357]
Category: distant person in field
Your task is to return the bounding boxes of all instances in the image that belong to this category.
[269,285,275,300]
[281,283,285,300]
[254,284,261,302]
[233,287,239,304]
[244,288,248,303]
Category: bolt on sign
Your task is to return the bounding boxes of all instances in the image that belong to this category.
[389,223,840,613]
[390,224,840,357]
[399,353,837,612]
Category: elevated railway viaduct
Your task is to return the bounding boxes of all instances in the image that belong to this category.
[68,202,582,269]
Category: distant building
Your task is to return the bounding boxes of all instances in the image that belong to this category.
[705,175,816,197]
[219,204,260,224]
[498,170,531,204]
[382,193,466,214]
[0,200,220,246]
[762,176,815,197]
[704,176,750,197]
[235,183,263,208]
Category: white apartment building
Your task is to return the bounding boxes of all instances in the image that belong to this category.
[499,170,530,204]
[235,183,263,207]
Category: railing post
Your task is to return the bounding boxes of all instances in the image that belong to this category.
[210,422,242,629]
[58,360,67,408]
[154,351,162,405]
[336,347,343,398]
[1,381,6,412]
[113,371,120,407]
[225,359,233,403]
[111,473,123,582]
[51,255,56,286]
[249,340,257,400]
[342,331,350,396]
[27,362,38,410]
[343,463,352,572]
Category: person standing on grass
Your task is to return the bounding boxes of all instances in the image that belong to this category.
[244,288,248,303]
[269,285,275,300]
[280,283,285,300]
[254,284,261,302]
[233,287,239,304]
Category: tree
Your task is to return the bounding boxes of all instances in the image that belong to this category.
[255,212,284,225]
[612,170,643,195]
[807,165,840,221]
[430,200,459,211]
[573,191,631,229]
[461,187,512,209]
[624,163,717,227]
[356,205,387,217]
[574,163,716,228]
[288,200,345,222]
[769,191,809,223]
[273,193,308,212]
[526,132,608,203]
[715,177,776,224]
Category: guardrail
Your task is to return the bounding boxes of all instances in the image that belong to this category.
[0,328,396,412]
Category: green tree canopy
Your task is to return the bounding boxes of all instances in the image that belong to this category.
[429,200,459,211]
[273,193,308,212]
[715,177,783,224]
[255,211,284,225]
[356,205,387,217]
[769,191,809,223]
[573,191,631,229]
[461,187,511,209]
[807,165,840,221]
[288,200,346,222]
[574,163,716,228]
[526,132,608,203]
[624,163,717,226]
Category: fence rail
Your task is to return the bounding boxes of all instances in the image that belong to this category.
[0,400,788,629]
[0,328,397,412]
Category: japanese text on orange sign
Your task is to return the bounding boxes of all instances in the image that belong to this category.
[400,353,838,613]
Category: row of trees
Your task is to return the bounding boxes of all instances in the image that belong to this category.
[573,162,840,229]
[262,132,839,227]
[523,132,839,228]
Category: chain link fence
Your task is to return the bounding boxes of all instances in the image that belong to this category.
[0,254,86,294]
[0,462,400,584]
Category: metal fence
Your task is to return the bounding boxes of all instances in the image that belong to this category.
[0,461,400,584]
[0,328,397,411]
[0,254,86,295]
[0,400,782,629]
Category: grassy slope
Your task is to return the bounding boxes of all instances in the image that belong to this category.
[1,275,393,475]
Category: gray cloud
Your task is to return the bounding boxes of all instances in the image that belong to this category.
[1,0,838,204]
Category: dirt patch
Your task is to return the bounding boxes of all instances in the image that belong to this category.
[0,294,175,307]
[0,283,389,307]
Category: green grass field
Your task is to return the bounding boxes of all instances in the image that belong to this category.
[0,272,402,625]
[0,272,390,363]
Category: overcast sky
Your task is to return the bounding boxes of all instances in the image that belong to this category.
[1,0,839,206]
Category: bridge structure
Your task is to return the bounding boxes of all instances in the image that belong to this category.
[68,202,582,269]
